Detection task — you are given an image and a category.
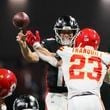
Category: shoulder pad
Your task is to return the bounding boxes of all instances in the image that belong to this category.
[46,38,55,41]
[41,37,55,44]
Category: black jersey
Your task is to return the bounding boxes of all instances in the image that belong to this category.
[42,38,67,93]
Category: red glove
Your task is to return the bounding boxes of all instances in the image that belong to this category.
[26,30,41,46]
[35,30,40,42]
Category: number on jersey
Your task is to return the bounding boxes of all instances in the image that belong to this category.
[69,54,102,81]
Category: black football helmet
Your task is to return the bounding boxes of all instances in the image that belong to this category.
[13,95,39,110]
[54,15,79,46]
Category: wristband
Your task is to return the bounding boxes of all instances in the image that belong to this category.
[33,42,42,50]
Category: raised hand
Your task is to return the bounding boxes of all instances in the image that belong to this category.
[16,31,27,48]
[26,30,41,49]
[26,30,41,46]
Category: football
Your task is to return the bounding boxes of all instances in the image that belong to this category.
[12,12,30,29]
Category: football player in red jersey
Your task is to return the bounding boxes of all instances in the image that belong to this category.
[16,15,79,110]
[0,68,17,110]
[27,28,110,110]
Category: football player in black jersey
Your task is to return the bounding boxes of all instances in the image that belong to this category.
[16,15,79,110]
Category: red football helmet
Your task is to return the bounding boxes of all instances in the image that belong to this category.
[0,68,17,98]
[74,28,100,50]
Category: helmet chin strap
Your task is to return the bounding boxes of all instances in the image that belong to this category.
[55,28,80,47]
[55,31,74,46]
[61,38,72,46]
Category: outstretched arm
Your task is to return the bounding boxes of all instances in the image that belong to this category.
[36,47,61,67]
[25,30,62,67]
[16,31,39,62]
